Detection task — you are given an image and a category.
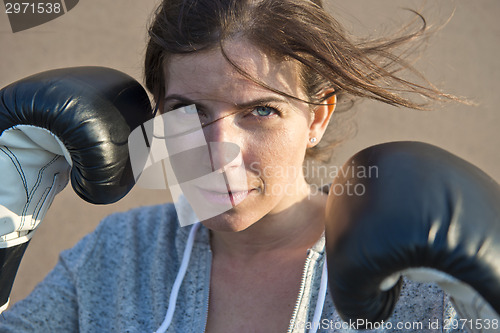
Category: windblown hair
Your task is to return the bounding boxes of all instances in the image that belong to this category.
[145,0,453,162]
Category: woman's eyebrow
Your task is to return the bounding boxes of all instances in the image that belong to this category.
[164,94,289,109]
[235,97,290,109]
[164,94,202,107]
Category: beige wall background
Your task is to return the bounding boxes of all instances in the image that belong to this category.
[0,0,498,306]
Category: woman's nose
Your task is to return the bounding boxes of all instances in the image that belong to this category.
[203,114,235,142]
[202,117,243,172]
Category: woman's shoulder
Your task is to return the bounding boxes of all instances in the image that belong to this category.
[384,278,466,332]
[392,278,445,324]
[97,202,181,239]
[96,197,200,242]
[59,203,188,272]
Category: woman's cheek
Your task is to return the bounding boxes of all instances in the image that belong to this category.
[247,127,306,186]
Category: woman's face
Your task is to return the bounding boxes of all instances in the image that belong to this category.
[162,39,328,232]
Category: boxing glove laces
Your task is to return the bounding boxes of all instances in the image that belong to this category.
[0,67,152,313]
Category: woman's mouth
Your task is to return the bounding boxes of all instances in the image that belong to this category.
[197,187,251,206]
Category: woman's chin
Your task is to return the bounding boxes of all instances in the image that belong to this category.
[199,190,267,232]
[200,209,261,233]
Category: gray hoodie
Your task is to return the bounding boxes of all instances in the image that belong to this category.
[0,203,465,332]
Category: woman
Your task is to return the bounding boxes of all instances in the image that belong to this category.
[1,0,465,332]
[144,2,462,331]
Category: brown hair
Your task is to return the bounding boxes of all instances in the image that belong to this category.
[145,0,454,163]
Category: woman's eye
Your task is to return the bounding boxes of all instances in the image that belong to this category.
[164,104,203,119]
[166,104,192,112]
[250,106,278,118]
[178,104,198,115]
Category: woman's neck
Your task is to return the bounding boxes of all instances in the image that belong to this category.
[209,189,327,262]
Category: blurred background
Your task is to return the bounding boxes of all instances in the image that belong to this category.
[0,0,498,305]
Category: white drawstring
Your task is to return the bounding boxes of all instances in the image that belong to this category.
[155,222,201,333]
[309,258,328,333]
[154,222,329,333]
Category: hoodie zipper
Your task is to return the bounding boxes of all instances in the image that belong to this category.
[287,249,314,333]
[202,247,212,332]
[202,247,316,333]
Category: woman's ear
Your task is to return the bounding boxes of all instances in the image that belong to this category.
[308,91,336,147]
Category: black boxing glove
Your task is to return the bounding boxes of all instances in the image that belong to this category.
[325,141,500,332]
[0,67,152,313]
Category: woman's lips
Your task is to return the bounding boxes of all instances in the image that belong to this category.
[197,187,251,206]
